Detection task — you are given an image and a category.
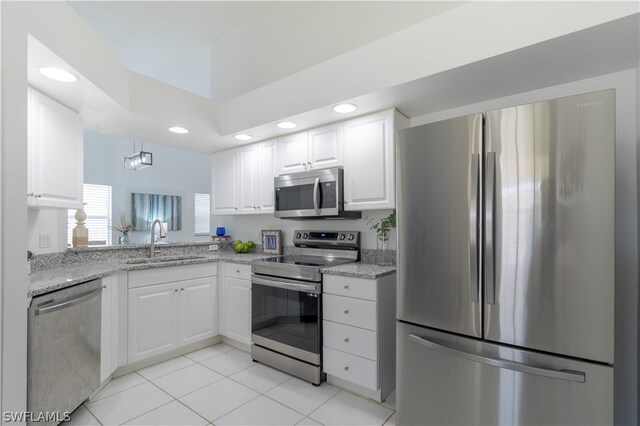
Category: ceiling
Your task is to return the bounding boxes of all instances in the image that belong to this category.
[68,1,463,100]
[26,2,639,154]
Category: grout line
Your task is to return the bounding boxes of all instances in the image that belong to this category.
[136,356,196,381]
[381,410,395,426]
[306,389,343,421]
[81,403,104,426]
[119,399,176,425]
[210,390,262,424]
[89,372,149,403]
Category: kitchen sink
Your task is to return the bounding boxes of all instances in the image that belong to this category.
[123,255,208,264]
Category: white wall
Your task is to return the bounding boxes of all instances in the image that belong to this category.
[84,131,211,244]
[212,209,395,250]
[411,69,639,425]
[27,210,68,254]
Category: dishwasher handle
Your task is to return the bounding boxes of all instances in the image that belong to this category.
[35,288,102,316]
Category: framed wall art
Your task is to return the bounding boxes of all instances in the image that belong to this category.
[261,229,282,255]
[132,192,182,231]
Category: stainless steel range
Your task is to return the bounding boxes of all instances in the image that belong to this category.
[250,230,360,385]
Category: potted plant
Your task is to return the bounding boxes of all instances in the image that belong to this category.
[27,250,33,275]
[112,212,134,244]
[367,209,396,266]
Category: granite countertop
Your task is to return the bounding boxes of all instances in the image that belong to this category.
[321,263,396,279]
[29,251,396,297]
[28,252,276,297]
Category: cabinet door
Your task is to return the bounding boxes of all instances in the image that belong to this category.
[100,276,112,383]
[212,150,238,214]
[308,123,343,170]
[278,132,308,174]
[27,87,83,209]
[223,277,251,345]
[128,283,179,363]
[179,277,218,346]
[238,145,258,214]
[343,111,395,210]
[256,140,278,213]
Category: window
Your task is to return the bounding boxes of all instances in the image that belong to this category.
[194,193,211,236]
[68,184,112,246]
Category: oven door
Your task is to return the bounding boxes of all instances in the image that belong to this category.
[274,171,340,218]
[251,275,321,365]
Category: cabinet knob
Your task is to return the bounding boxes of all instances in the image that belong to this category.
[180,288,184,291]
[101,285,107,289]
[307,162,312,169]
[256,206,261,210]
[236,270,240,273]
[344,309,349,315]
[344,285,349,290]
[344,366,350,371]
[344,338,350,343]
[174,289,179,293]
[234,207,238,211]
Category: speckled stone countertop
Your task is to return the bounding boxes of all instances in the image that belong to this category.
[321,263,396,279]
[28,252,276,297]
[29,248,395,297]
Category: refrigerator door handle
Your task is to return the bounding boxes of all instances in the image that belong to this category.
[408,334,586,383]
[485,152,496,304]
[470,153,480,303]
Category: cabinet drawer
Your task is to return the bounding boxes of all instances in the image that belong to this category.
[324,275,377,301]
[323,294,377,331]
[224,263,251,280]
[323,347,378,391]
[128,263,217,288]
[323,320,377,361]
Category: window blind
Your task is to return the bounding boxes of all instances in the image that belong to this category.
[68,184,113,246]
[194,193,211,236]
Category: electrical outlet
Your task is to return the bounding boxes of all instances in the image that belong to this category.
[39,233,51,248]
[209,244,219,251]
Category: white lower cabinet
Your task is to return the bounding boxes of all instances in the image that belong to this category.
[127,265,218,364]
[100,274,120,383]
[322,273,396,402]
[219,263,252,345]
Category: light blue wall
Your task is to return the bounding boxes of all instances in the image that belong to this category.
[84,131,211,244]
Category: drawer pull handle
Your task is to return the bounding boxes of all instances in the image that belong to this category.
[344,366,349,371]
[344,285,349,289]
[344,338,350,343]
[344,310,349,315]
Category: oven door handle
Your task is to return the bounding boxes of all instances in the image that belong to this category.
[252,275,320,294]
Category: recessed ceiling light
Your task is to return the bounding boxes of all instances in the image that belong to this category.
[333,103,357,113]
[168,126,189,134]
[276,121,297,129]
[234,134,253,141]
[39,67,78,83]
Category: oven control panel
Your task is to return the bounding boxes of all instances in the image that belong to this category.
[293,230,360,248]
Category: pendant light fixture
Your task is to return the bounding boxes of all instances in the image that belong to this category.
[124,140,153,170]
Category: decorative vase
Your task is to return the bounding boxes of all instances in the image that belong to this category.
[72,207,89,247]
[122,232,130,245]
[216,227,226,236]
[376,237,392,266]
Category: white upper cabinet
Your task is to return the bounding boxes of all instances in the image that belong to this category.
[308,123,343,170]
[256,139,278,213]
[238,145,258,214]
[212,140,278,215]
[212,149,238,214]
[343,110,408,211]
[278,132,309,174]
[27,87,83,209]
[278,124,344,175]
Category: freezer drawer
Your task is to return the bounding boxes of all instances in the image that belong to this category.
[397,322,613,426]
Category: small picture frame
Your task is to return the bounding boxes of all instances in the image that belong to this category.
[261,230,282,255]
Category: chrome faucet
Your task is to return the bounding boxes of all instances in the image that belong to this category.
[150,219,167,258]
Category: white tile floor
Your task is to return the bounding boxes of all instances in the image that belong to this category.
[72,343,396,426]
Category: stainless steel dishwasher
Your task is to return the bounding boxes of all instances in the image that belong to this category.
[28,279,102,425]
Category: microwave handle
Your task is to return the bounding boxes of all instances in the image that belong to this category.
[313,177,320,215]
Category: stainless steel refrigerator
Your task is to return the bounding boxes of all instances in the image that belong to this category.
[396,90,615,425]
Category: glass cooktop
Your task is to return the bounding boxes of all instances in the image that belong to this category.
[258,255,356,268]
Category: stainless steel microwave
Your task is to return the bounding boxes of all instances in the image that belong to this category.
[274,167,361,219]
